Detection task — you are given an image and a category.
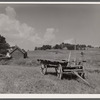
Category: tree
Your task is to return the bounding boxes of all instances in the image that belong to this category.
[41,45,52,50]
[0,35,10,54]
[35,45,52,50]
[87,45,93,48]
[53,44,62,49]
[34,47,38,50]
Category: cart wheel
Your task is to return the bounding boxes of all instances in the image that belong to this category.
[57,64,63,79]
[41,64,47,75]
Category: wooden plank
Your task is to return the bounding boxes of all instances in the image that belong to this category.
[74,71,89,85]
[73,71,95,89]
[63,69,83,72]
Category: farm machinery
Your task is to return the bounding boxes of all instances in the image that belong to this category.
[37,51,93,87]
[37,58,85,79]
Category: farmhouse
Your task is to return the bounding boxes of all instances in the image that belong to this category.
[10,46,27,59]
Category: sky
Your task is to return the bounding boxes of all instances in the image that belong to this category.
[0,4,100,50]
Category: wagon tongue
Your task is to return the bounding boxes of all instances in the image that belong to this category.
[74,71,95,89]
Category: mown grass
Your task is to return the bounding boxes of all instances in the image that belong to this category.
[0,48,100,93]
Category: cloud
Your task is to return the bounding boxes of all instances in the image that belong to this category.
[30,28,55,45]
[0,7,35,39]
[5,6,16,19]
[64,38,75,44]
[43,28,55,44]
[0,6,56,48]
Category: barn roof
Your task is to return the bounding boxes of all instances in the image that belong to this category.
[10,46,26,54]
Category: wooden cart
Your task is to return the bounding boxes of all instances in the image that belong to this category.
[37,59,85,80]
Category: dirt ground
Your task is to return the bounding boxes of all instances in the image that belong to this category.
[0,49,100,93]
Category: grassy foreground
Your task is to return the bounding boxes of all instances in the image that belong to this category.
[0,49,100,93]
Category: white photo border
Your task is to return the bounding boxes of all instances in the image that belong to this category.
[0,1,99,98]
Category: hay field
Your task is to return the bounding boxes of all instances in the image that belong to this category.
[0,48,100,93]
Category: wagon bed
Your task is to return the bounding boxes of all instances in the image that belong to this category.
[37,58,68,66]
[37,58,85,78]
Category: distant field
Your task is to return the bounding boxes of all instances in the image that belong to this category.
[28,48,100,64]
[28,49,83,61]
[0,48,100,93]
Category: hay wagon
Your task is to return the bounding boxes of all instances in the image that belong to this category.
[37,58,85,80]
[37,50,93,88]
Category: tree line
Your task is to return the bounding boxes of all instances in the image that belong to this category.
[0,34,95,54]
[34,42,94,50]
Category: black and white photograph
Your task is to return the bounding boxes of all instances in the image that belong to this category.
[0,3,100,94]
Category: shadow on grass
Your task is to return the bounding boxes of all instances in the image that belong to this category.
[63,73,77,80]
[46,72,57,76]
[46,72,78,80]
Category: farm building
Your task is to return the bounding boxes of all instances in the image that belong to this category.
[10,46,27,59]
